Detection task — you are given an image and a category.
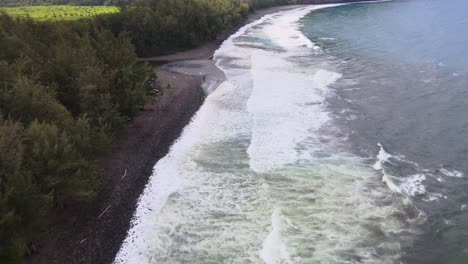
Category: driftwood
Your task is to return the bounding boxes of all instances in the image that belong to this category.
[97,205,111,219]
[121,169,128,179]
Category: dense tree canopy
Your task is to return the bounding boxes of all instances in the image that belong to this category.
[0,14,154,263]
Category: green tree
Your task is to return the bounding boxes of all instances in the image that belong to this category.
[0,75,71,124]
[24,121,96,206]
[0,118,25,264]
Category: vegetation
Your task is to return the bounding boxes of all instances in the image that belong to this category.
[0,0,296,262]
[0,13,155,263]
[1,5,119,21]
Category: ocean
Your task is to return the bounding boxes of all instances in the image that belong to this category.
[115,1,468,263]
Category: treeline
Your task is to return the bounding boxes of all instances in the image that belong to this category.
[0,0,295,262]
[0,13,154,262]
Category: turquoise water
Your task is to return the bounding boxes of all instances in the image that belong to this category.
[301,1,468,263]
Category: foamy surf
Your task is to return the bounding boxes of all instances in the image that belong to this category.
[259,209,292,264]
[373,142,392,170]
[246,52,341,173]
[372,143,463,203]
[115,4,424,264]
[374,143,427,196]
[439,166,464,178]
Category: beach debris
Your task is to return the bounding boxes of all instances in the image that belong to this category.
[97,205,111,219]
[121,169,128,179]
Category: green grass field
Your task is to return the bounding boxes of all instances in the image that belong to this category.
[1,5,119,21]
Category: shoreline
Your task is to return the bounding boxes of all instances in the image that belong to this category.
[28,5,302,264]
[138,5,306,65]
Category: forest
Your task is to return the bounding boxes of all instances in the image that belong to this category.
[0,13,155,263]
[0,0,295,262]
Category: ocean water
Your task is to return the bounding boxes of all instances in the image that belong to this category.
[301,1,468,262]
[115,1,468,263]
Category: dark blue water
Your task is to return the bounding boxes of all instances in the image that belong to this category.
[301,1,468,263]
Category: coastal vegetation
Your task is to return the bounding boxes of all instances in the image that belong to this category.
[0,0,296,262]
[0,13,154,263]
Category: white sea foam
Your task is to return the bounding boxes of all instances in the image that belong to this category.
[372,143,458,202]
[440,167,464,178]
[263,7,318,49]
[399,174,426,196]
[373,143,427,197]
[259,209,292,264]
[373,142,393,170]
[247,52,341,172]
[424,192,447,202]
[382,174,402,193]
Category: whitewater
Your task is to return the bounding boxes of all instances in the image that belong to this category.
[114,5,425,264]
